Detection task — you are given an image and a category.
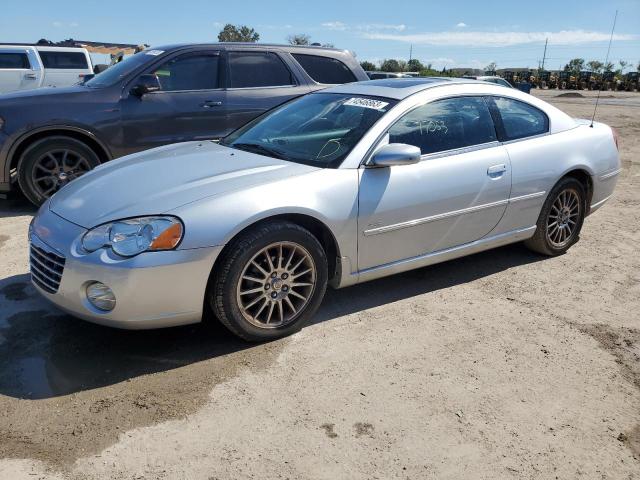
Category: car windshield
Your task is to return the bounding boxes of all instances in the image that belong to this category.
[84,52,156,88]
[221,93,397,167]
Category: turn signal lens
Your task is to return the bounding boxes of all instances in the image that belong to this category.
[150,222,183,250]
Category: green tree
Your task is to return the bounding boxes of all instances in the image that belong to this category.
[288,34,311,45]
[564,58,585,74]
[618,60,628,72]
[360,60,376,71]
[604,61,614,72]
[485,62,497,72]
[218,24,260,42]
[586,60,604,72]
[380,59,402,72]
[407,59,424,72]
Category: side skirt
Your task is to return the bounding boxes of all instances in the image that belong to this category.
[336,225,537,288]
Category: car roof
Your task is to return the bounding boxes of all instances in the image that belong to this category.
[150,42,350,55]
[320,77,480,100]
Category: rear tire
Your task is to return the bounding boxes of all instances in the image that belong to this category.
[209,221,328,342]
[17,136,100,207]
[524,177,586,256]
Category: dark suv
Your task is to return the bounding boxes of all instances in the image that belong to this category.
[0,43,367,205]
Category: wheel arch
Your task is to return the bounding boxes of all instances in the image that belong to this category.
[561,168,594,213]
[210,212,342,287]
[7,126,111,182]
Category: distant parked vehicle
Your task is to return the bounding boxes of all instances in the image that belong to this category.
[0,43,368,205]
[0,45,93,93]
[366,71,412,79]
[463,75,514,89]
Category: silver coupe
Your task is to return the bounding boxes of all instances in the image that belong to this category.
[29,78,621,341]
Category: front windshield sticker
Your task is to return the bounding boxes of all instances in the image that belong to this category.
[343,97,389,111]
[145,50,164,56]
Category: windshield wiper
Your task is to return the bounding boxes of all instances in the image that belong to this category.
[230,142,288,160]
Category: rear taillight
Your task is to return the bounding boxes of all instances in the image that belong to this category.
[612,127,620,151]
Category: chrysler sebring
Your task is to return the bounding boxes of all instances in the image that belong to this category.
[29,78,621,341]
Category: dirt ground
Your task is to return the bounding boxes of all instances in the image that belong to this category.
[0,89,639,480]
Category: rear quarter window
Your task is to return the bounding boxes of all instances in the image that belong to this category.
[491,97,549,141]
[0,52,30,69]
[38,51,88,69]
[292,53,357,84]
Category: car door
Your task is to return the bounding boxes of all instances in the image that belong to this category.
[357,96,512,271]
[119,49,226,154]
[0,48,42,93]
[224,50,311,137]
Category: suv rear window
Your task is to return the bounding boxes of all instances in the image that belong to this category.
[0,52,30,69]
[292,54,356,84]
[38,51,88,69]
[228,52,294,88]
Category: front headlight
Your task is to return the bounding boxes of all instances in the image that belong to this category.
[82,216,183,257]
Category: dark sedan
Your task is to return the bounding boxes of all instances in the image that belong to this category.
[0,43,367,205]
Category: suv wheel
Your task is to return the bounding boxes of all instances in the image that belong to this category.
[18,136,100,206]
[210,221,328,342]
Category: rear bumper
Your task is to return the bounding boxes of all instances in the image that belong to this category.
[30,206,222,329]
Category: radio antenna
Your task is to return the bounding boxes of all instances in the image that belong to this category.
[591,10,618,127]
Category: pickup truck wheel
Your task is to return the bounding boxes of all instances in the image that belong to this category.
[210,221,328,342]
[525,177,586,256]
[18,137,100,206]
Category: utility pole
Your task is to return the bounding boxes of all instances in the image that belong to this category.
[409,44,413,62]
[541,37,548,71]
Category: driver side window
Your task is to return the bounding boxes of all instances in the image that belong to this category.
[150,53,220,92]
[388,96,497,155]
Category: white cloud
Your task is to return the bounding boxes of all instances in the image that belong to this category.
[361,23,406,32]
[52,21,62,28]
[70,22,79,27]
[456,22,467,28]
[213,21,224,28]
[322,22,406,32]
[322,21,347,31]
[363,29,638,46]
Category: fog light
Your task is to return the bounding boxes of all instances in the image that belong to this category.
[86,282,116,311]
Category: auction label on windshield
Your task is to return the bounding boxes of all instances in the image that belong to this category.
[145,50,164,56]
[343,97,389,110]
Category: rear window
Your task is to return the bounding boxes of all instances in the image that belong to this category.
[228,52,294,88]
[0,52,30,69]
[38,51,88,69]
[292,54,356,84]
[491,97,549,141]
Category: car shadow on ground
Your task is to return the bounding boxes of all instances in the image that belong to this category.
[0,243,544,400]
[0,191,38,218]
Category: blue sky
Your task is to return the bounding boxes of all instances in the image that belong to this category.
[2,0,639,70]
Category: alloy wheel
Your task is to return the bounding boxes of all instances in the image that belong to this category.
[31,149,92,198]
[236,242,317,328]
[546,188,581,248]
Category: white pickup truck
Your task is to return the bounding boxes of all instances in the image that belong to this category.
[0,45,93,94]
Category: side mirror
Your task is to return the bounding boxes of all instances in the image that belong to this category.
[130,74,161,97]
[369,143,421,167]
[93,64,109,74]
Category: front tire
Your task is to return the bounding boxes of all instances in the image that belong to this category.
[18,136,100,206]
[525,177,586,256]
[210,221,328,342]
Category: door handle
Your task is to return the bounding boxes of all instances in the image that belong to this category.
[24,73,37,79]
[201,100,223,108]
[487,164,507,178]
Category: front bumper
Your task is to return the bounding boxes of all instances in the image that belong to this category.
[30,206,222,329]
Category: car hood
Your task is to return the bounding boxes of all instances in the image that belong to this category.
[0,84,88,101]
[49,141,318,228]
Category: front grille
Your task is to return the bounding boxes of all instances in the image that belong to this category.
[30,242,66,294]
